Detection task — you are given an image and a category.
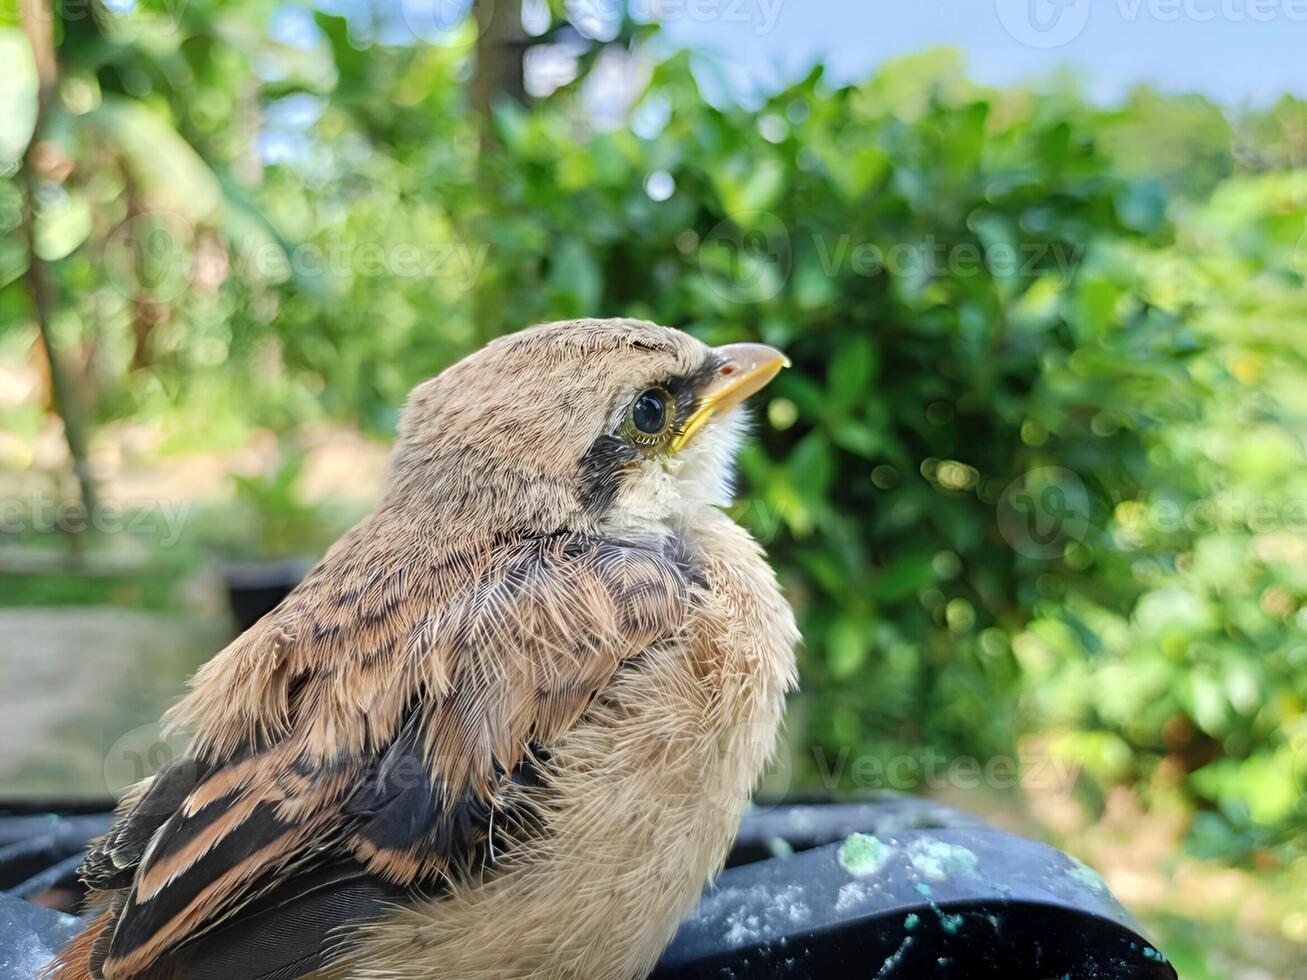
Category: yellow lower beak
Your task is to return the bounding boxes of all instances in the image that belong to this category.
[670,343,790,452]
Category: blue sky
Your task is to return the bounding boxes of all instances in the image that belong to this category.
[651,0,1307,105]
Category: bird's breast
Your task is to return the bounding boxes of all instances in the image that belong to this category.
[346,510,799,980]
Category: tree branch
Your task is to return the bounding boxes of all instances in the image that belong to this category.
[20,0,98,529]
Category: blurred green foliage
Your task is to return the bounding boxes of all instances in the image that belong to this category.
[2,2,1307,874]
[206,442,343,560]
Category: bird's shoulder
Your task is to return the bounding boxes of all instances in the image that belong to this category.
[168,520,693,769]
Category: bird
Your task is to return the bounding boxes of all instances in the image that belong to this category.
[48,317,799,980]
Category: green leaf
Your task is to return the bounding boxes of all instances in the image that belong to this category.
[0,28,37,166]
[90,97,224,222]
[868,552,937,602]
[34,192,91,261]
[709,153,785,215]
[1072,276,1122,340]
[787,431,835,504]
[827,335,879,410]
[827,615,870,678]
[830,419,881,457]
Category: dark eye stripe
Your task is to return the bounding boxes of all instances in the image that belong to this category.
[575,352,726,515]
[577,435,639,512]
[665,352,727,426]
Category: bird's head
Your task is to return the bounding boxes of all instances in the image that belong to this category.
[384,318,787,542]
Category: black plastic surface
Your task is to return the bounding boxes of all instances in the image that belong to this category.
[653,823,1174,979]
[0,799,1175,979]
[221,558,313,633]
[0,894,79,979]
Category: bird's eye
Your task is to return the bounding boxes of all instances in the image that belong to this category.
[629,388,671,442]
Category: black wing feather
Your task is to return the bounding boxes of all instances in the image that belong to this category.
[162,865,407,980]
[80,758,211,892]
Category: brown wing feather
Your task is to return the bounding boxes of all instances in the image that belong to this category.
[423,535,688,792]
[52,525,687,980]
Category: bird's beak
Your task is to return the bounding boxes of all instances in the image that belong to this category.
[670,343,790,452]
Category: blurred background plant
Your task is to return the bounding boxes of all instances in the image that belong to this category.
[2,1,1307,975]
[199,442,342,561]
